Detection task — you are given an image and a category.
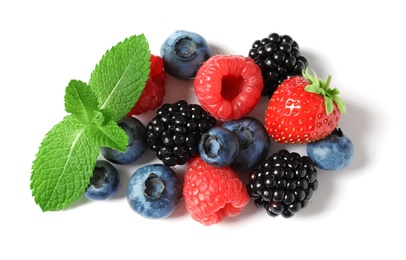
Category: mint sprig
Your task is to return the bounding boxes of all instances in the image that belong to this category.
[31,34,150,211]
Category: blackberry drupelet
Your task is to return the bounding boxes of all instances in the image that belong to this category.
[146,100,217,166]
[248,32,308,98]
[246,149,318,218]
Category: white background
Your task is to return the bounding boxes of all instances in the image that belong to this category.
[1,1,405,259]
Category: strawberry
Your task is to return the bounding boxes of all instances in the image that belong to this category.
[264,68,346,144]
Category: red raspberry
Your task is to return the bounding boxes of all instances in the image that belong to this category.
[183,156,250,226]
[127,54,167,116]
[193,54,263,121]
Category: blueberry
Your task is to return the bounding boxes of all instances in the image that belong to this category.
[126,164,182,219]
[307,128,354,171]
[84,160,120,200]
[222,117,271,171]
[198,127,239,167]
[101,116,148,165]
[160,30,211,80]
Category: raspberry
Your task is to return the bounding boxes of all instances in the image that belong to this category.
[246,149,318,218]
[146,100,216,166]
[183,156,250,226]
[127,54,167,116]
[193,54,263,121]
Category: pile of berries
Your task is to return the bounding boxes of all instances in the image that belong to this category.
[85,30,354,226]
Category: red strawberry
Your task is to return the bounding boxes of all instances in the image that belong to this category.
[264,68,346,144]
[183,156,250,226]
[193,54,263,121]
[127,54,167,116]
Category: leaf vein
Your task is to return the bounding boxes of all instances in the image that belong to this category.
[46,123,88,209]
[100,41,138,110]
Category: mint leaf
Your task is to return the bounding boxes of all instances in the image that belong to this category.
[31,33,150,211]
[89,34,150,121]
[89,119,128,151]
[31,115,100,211]
[65,80,99,122]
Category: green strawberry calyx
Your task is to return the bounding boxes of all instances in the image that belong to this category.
[303,68,347,115]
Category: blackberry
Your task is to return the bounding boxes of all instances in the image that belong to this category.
[246,149,318,218]
[248,32,308,98]
[146,100,216,166]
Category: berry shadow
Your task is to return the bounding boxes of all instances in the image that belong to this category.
[232,198,265,221]
[208,43,230,56]
[166,164,189,219]
[63,194,91,211]
[334,100,370,172]
[168,198,189,219]
[163,75,196,104]
[246,96,271,123]
[300,48,329,79]
[297,168,336,218]
[109,164,132,201]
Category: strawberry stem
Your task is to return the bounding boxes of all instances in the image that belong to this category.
[325,75,332,88]
[303,68,346,115]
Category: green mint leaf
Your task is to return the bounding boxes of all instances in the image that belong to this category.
[31,115,101,211]
[89,34,150,121]
[91,110,107,126]
[89,119,128,152]
[65,80,99,122]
